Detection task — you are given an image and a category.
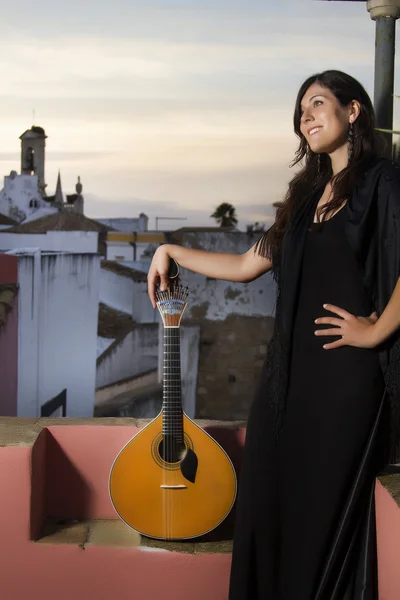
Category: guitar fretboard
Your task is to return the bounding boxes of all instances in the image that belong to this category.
[162,327,183,441]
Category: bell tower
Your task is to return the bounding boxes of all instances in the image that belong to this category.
[19,126,47,196]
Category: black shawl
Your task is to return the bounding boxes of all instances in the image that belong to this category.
[261,157,400,465]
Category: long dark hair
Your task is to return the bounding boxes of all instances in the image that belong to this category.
[256,70,381,262]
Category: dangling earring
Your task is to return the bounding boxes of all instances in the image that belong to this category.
[348,122,354,162]
[317,153,321,174]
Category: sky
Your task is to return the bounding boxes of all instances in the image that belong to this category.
[0,0,399,230]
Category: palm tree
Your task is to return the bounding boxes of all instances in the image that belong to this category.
[210,203,238,228]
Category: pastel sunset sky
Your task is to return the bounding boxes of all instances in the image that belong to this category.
[0,0,398,230]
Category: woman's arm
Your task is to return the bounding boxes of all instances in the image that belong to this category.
[147,242,272,308]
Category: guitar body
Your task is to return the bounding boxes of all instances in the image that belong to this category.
[109,412,237,540]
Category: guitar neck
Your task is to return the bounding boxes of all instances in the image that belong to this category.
[162,326,183,440]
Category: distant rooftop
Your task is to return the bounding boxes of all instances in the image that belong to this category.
[3,212,116,234]
[0,214,18,227]
[19,125,47,139]
[98,303,134,339]
[173,226,235,232]
[100,260,147,283]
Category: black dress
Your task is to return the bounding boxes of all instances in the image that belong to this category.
[229,205,389,599]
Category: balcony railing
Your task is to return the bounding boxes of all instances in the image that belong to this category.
[40,389,67,417]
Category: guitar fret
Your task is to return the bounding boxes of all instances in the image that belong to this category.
[161,313,184,437]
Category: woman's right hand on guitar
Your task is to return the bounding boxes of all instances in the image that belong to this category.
[147,240,272,309]
[147,245,171,308]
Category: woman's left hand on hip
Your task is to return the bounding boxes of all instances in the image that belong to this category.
[314,303,378,350]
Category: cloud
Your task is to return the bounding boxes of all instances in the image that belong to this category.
[2,0,370,44]
[0,32,374,100]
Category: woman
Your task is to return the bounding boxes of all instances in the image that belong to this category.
[147,70,400,599]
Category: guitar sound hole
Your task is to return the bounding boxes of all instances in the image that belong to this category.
[158,436,186,464]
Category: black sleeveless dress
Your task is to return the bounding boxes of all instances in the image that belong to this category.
[229,205,389,599]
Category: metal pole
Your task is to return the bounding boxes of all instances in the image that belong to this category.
[374,16,396,157]
[367,0,400,158]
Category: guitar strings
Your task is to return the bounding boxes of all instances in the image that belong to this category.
[156,281,188,539]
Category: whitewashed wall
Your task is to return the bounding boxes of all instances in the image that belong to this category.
[105,241,134,262]
[97,336,115,358]
[135,242,157,261]
[174,231,276,319]
[96,324,159,389]
[14,251,41,416]
[105,242,158,262]
[183,273,276,320]
[0,173,46,222]
[14,250,101,417]
[100,268,134,314]
[131,283,158,324]
[0,231,98,254]
[100,267,158,324]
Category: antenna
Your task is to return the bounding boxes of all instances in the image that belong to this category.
[32,109,35,125]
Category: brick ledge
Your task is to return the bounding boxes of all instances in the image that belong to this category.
[35,518,233,554]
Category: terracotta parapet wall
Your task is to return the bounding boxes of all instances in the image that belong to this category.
[0,418,246,546]
[0,418,398,599]
[0,416,246,442]
[0,416,397,507]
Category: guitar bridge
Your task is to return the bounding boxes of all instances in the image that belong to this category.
[160,485,187,489]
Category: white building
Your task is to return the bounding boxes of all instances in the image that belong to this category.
[104,230,165,264]
[0,126,84,224]
[95,214,149,233]
[0,171,50,223]
[0,211,112,255]
[0,249,100,418]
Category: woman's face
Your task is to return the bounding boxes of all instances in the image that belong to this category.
[299,82,353,155]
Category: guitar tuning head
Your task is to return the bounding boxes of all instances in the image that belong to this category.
[155,279,189,326]
[155,278,189,301]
